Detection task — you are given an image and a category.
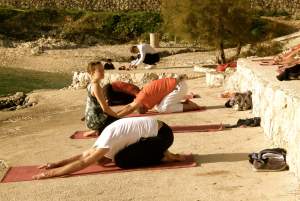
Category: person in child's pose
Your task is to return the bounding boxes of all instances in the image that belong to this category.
[117,75,201,117]
[32,117,185,180]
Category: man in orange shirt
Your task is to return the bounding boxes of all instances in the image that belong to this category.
[117,75,201,117]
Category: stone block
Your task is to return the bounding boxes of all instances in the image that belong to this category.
[205,72,225,88]
[226,57,300,179]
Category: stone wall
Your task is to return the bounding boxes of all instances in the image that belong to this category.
[69,70,204,89]
[250,0,300,14]
[0,0,161,11]
[1,0,299,14]
[226,58,300,178]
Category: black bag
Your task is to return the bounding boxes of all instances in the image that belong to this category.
[277,64,300,81]
[226,117,261,128]
[248,148,288,171]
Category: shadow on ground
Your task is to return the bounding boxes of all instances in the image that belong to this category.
[193,153,249,165]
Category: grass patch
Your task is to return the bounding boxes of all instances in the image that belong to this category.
[0,67,71,96]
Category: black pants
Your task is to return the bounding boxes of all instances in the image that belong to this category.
[103,84,136,106]
[143,53,160,65]
[115,122,174,168]
[277,64,300,81]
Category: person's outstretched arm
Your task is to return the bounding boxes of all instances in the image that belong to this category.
[93,83,119,118]
[38,154,83,169]
[117,102,140,117]
[33,148,108,180]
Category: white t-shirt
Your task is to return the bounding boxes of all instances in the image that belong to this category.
[131,43,157,66]
[93,117,159,159]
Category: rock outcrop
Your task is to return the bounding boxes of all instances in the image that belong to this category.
[0,92,37,111]
[69,71,205,89]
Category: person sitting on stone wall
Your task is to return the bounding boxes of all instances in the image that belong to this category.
[116,75,201,117]
[33,117,185,180]
[129,43,160,69]
[260,44,300,69]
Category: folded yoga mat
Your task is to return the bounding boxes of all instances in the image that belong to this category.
[70,124,224,139]
[1,155,196,183]
[126,107,206,118]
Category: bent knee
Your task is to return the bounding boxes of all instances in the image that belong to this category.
[157,104,183,113]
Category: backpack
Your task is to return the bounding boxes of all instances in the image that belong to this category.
[248,148,288,172]
[225,91,252,111]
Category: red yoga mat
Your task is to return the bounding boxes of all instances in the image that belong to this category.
[126,107,206,117]
[70,124,224,139]
[1,155,196,183]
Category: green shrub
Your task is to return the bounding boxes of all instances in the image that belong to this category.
[241,41,284,57]
[0,8,162,44]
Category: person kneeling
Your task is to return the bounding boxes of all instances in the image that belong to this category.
[117,75,201,117]
[33,117,184,179]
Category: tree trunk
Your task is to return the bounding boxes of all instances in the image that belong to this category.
[218,40,226,64]
[235,42,242,59]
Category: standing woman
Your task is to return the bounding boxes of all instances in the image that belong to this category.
[84,61,119,137]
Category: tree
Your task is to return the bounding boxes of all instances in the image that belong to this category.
[161,0,256,64]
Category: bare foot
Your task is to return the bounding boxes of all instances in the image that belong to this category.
[162,151,186,162]
[184,100,202,111]
[83,130,99,137]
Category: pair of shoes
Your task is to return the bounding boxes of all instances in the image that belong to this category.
[145,64,156,69]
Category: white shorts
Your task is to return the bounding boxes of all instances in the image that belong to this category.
[155,81,188,113]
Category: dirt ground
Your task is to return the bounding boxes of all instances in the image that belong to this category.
[0,77,298,201]
[0,44,222,73]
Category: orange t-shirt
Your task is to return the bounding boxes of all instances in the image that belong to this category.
[112,81,140,96]
[135,78,177,109]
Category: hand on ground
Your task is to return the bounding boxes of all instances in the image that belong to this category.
[38,163,58,169]
[32,170,56,180]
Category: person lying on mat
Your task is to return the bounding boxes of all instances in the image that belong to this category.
[33,117,185,180]
[83,61,121,137]
[260,44,300,67]
[129,43,160,69]
[103,81,140,106]
[117,75,201,117]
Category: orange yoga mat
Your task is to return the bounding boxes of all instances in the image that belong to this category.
[125,107,206,117]
[1,155,196,183]
[70,124,224,139]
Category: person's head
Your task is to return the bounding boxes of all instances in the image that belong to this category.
[137,105,148,114]
[130,46,139,54]
[176,74,188,83]
[107,59,112,63]
[87,61,104,81]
